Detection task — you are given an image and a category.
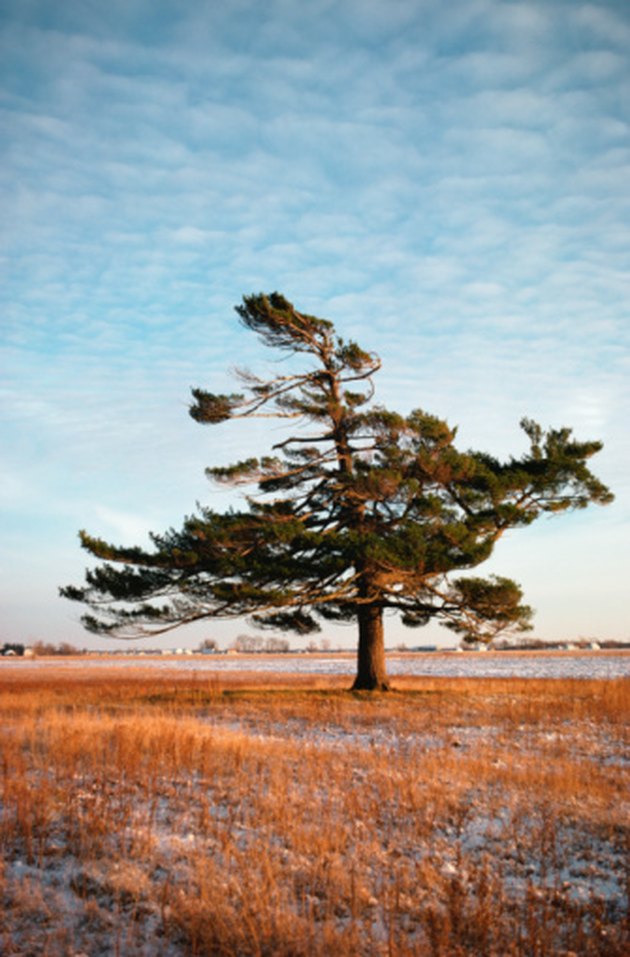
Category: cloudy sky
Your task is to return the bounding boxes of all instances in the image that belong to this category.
[2,0,628,650]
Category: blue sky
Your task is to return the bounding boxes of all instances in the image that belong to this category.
[1,0,628,650]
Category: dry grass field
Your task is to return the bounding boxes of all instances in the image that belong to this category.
[0,662,628,956]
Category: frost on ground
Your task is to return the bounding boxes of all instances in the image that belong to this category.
[7,651,630,680]
[0,669,628,956]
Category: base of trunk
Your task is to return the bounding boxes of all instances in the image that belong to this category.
[350,676,391,692]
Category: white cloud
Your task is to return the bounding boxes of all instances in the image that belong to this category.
[93,506,156,545]
[574,3,630,48]
[1,0,628,646]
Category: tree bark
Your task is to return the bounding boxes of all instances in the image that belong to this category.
[352,603,390,691]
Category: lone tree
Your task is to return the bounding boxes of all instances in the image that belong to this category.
[61,294,613,689]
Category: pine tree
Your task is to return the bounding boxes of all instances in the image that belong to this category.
[61,294,613,689]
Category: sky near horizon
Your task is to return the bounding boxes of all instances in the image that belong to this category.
[1,0,629,650]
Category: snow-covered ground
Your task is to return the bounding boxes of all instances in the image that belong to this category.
[4,651,629,679]
[1,657,627,955]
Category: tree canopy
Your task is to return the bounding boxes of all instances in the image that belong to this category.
[61,293,613,689]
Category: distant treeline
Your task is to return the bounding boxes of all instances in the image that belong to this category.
[0,641,86,657]
[495,638,628,650]
[2,638,627,659]
[1,643,27,656]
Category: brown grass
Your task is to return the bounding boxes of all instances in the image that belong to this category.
[0,664,628,956]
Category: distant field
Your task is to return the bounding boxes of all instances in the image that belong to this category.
[3,648,629,681]
[0,663,628,955]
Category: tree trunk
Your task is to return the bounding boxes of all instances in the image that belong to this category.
[352,603,390,691]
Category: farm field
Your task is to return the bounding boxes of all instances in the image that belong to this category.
[5,648,630,679]
[0,658,628,956]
